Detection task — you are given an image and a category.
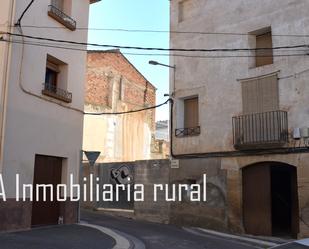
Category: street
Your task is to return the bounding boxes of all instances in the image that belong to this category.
[0,223,115,249]
[82,210,261,249]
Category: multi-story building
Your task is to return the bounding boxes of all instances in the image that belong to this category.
[83,50,157,163]
[170,0,309,238]
[0,0,99,231]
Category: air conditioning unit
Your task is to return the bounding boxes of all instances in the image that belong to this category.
[293,128,301,140]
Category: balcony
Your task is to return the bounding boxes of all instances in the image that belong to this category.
[175,126,200,138]
[48,5,76,31]
[42,83,72,103]
[232,111,288,150]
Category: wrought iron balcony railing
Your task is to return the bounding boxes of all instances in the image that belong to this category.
[175,126,200,137]
[232,110,288,149]
[48,5,76,31]
[42,83,72,103]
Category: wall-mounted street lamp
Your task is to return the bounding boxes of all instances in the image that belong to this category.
[148,60,176,96]
[149,60,176,69]
[149,60,177,159]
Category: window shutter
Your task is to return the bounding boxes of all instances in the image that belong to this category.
[184,97,199,128]
[256,32,273,67]
[259,75,279,112]
[242,74,278,114]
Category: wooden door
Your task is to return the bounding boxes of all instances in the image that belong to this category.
[243,163,272,236]
[32,155,62,226]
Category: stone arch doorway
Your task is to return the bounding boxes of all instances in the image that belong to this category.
[242,162,299,238]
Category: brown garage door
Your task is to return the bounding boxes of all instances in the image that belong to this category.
[31,155,62,226]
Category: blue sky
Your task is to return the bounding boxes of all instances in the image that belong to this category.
[88,0,170,121]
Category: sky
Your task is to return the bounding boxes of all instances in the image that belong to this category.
[88,0,170,121]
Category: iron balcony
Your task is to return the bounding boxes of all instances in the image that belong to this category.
[48,5,76,31]
[42,83,72,103]
[175,126,201,137]
[233,110,288,150]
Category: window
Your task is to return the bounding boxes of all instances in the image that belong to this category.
[51,0,72,14]
[233,74,287,149]
[48,0,76,31]
[255,29,273,67]
[178,0,192,23]
[45,61,59,91]
[241,74,278,114]
[175,96,200,137]
[184,97,199,128]
[51,0,63,10]
[43,55,72,103]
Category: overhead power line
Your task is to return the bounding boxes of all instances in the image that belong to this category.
[1,38,308,59]
[84,99,171,115]
[2,32,309,53]
[4,24,309,38]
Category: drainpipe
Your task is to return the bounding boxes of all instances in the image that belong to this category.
[0,0,16,173]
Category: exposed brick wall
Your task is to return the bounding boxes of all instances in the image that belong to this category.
[86,50,156,130]
[86,50,156,107]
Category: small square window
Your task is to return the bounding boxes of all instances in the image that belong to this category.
[43,55,71,103]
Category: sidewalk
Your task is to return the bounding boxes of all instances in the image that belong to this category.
[184,227,291,248]
[0,224,116,249]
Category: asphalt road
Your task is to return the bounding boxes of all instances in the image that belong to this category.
[82,210,260,249]
[0,224,115,249]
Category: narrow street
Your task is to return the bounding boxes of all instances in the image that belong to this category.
[82,210,260,249]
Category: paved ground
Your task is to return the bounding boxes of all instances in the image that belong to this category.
[0,224,115,249]
[81,209,261,249]
[0,210,271,249]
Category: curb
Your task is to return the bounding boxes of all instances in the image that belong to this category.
[79,223,131,249]
[184,227,279,248]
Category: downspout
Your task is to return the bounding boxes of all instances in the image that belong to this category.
[0,0,16,173]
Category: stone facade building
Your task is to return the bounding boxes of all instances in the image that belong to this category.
[83,50,158,163]
[0,0,98,231]
[170,0,309,238]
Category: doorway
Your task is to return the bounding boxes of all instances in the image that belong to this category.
[31,155,62,226]
[242,162,299,238]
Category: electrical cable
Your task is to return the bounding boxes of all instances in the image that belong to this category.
[0,38,308,59]
[11,26,170,116]
[84,98,171,115]
[2,31,309,52]
[15,0,35,27]
[4,24,309,38]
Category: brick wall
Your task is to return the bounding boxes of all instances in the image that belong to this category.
[86,50,156,130]
[86,50,156,107]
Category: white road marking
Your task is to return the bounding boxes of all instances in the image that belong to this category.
[79,223,131,249]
